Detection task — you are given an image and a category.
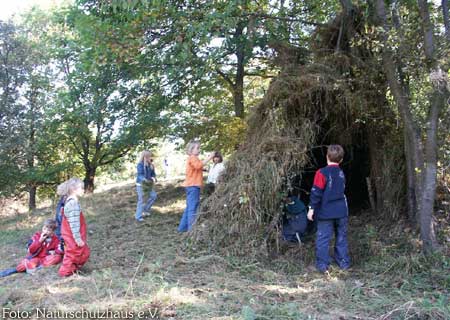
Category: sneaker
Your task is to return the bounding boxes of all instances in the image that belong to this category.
[316,265,329,274]
[26,265,42,275]
[142,211,151,217]
[136,218,144,222]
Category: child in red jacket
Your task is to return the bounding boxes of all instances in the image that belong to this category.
[17,218,63,273]
[0,219,63,277]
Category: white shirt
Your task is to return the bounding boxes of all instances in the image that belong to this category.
[207,162,225,184]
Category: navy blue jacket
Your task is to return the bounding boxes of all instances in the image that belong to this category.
[285,196,307,217]
[136,162,156,183]
[310,164,348,220]
[55,196,66,239]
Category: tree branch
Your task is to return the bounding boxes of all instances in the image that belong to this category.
[239,13,325,27]
[244,72,276,78]
[417,0,435,63]
[215,68,235,88]
[442,0,450,40]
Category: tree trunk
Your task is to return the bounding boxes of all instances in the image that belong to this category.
[416,0,449,253]
[404,130,418,224]
[234,23,245,119]
[28,185,37,211]
[367,127,381,213]
[84,167,96,194]
[419,85,448,253]
[443,0,450,40]
[375,0,424,221]
[27,96,37,211]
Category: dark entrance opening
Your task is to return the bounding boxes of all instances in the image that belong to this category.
[292,142,370,214]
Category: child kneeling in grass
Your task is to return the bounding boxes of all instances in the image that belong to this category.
[57,178,90,277]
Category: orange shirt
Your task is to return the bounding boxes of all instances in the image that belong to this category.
[183,155,204,187]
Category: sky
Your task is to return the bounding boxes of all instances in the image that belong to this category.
[0,0,444,21]
[0,0,67,21]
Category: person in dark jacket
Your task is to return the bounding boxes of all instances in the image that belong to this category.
[135,150,157,222]
[55,193,67,239]
[282,194,308,243]
[308,144,350,273]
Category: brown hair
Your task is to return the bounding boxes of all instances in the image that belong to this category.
[213,151,223,163]
[43,218,57,231]
[327,144,344,163]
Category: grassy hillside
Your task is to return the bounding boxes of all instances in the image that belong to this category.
[1,180,449,319]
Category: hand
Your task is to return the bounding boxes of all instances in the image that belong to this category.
[307,208,314,221]
[39,233,49,243]
[76,239,85,247]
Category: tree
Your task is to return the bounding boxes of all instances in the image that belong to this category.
[0,17,66,209]
[0,21,28,196]
[49,6,167,192]
[374,0,449,253]
[77,0,337,151]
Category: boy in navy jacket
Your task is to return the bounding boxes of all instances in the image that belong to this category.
[307,145,350,272]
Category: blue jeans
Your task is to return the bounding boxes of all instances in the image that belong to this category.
[135,185,157,220]
[178,186,200,232]
[316,217,350,271]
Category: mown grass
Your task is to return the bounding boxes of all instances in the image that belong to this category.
[1,180,449,319]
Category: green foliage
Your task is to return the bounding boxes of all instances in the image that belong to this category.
[0,15,71,200]
[43,4,168,190]
[76,0,342,152]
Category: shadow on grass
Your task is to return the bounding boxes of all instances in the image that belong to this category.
[1,180,449,319]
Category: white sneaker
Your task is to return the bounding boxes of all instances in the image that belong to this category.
[142,211,151,217]
[26,265,42,275]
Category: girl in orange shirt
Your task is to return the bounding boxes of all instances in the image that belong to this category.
[178,140,214,232]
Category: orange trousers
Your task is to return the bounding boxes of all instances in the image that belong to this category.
[16,254,63,272]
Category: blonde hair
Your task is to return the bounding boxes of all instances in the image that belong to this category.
[139,150,152,164]
[56,178,83,196]
[186,140,200,155]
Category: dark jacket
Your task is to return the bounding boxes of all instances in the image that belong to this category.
[282,196,308,241]
[285,196,307,217]
[136,162,156,183]
[55,196,66,239]
[310,164,348,220]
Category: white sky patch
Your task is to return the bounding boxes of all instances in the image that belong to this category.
[0,0,70,21]
[0,0,444,23]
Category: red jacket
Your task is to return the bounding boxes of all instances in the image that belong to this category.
[27,232,63,259]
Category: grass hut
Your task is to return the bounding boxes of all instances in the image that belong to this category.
[191,8,406,261]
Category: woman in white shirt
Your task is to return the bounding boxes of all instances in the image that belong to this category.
[206,151,225,194]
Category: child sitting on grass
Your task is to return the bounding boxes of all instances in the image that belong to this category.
[0,218,63,277]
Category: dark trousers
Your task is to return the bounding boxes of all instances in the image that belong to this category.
[316,217,350,271]
[282,214,308,242]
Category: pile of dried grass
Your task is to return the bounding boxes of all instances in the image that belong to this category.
[191,59,360,257]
